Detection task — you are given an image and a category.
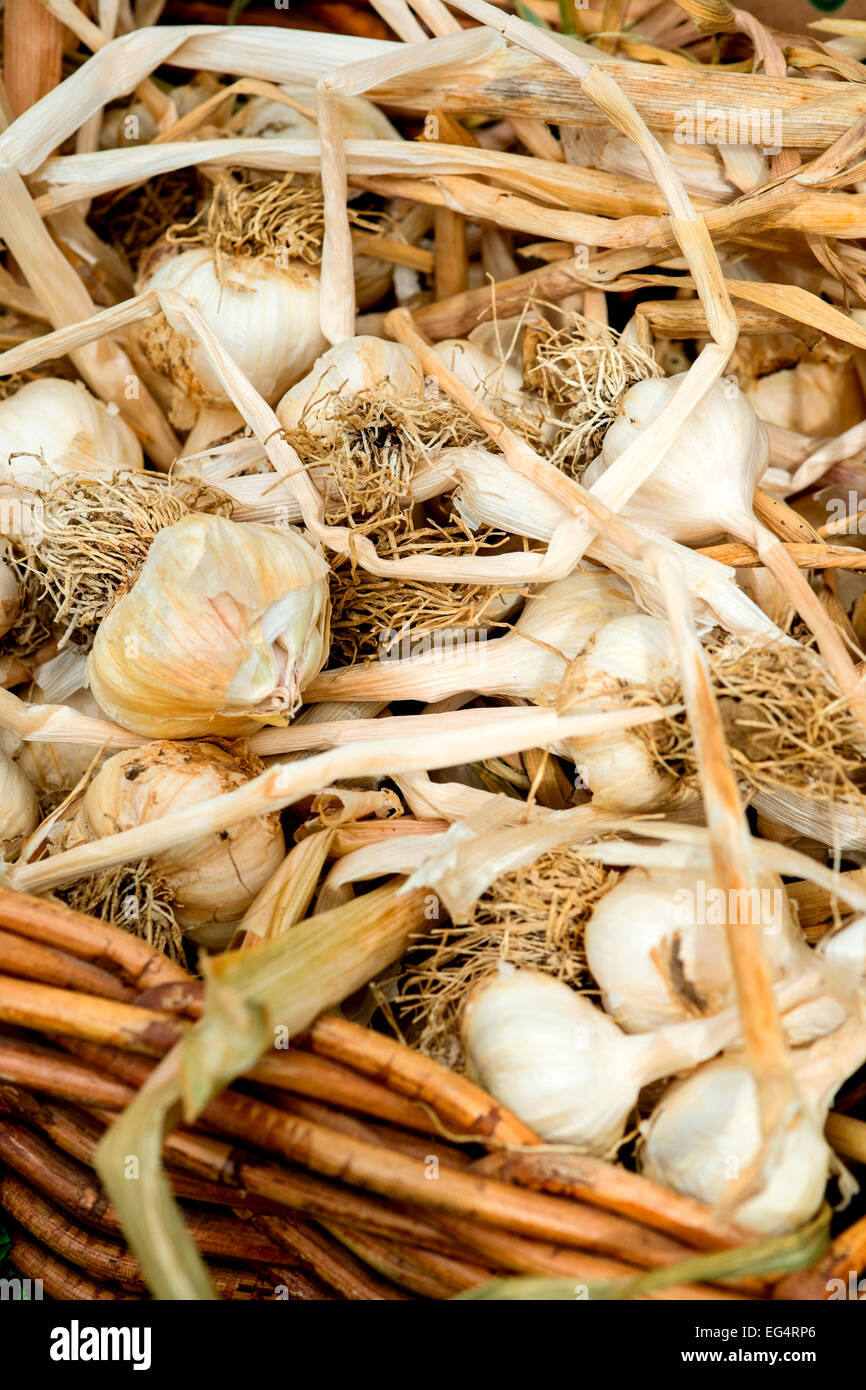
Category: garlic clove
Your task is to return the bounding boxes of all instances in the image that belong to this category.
[87,513,330,738]
[585,866,813,1033]
[0,378,143,494]
[558,613,682,812]
[462,966,636,1152]
[0,556,20,638]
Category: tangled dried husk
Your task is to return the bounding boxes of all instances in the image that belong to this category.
[56,859,185,964]
[646,638,866,810]
[524,310,661,476]
[329,514,519,664]
[166,169,388,275]
[400,846,619,1069]
[18,471,232,649]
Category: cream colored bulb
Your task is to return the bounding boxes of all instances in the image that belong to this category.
[0,748,39,859]
[0,378,143,493]
[87,513,330,738]
[276,337,424,442]
[136,249,327,406]
[585,866,813,1033]
[593,373,770,545]
[64,741,285,941]
[558,613,681,812]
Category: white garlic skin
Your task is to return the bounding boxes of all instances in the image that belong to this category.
[596,373,770,544]
[0,379,143,492]
[65,741,285,936]
[276,338,424,442]
[137,249,327,406]
[462,967,639,1153]
[559,613,680,811]
[0,557,20,638]
[586,867,812,1033]
[241,87,401,143]
[0,748,39,858]
[15,685,111,796]
[87,513,330,738]
[640,1054,831,1235]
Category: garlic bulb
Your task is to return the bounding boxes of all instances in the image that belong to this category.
[585,866,813,1033]
[63,741,285,940]
[590,373,770,545]
[462,965,795,1154]
[87,513,330,738]
[431,339,555,441]
[557,613,682,812]
[276,337,425,442]
[0,556,20,638]
[306,570,637,706]
[743,360,864,439]
[0,748,39,859]
[0,379,143,490]
[641,1017,866,1235]
[15,684,111,796]
[240,87,401,143]
[135,249,326,407]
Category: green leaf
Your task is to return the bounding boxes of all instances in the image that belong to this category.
[455,1205,832,1300]
[516,1,551,29]
[557,0,579,33]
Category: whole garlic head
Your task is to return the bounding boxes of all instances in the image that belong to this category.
[64,741,285,938]
[87,513,330,738]
[558,613,681,811]
[640,1052,832,1235]
[593,373,770,545]
[462,966,641,1152]
[0,379,143,491]
[0,556,20,638]
[276,338,424,442]
[15,684,112,797]
[135,249,327,407]
[0,748,39,859]
[585,866,811,1033]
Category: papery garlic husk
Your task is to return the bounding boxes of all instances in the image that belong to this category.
[99,82,212,148]
[557,613,683,812]
[239,87,401,143]
[742,359,864,439]
[306,569,637,706]
[585,866,814,1034]
[0,555,20,637]
[63,741,285,941]
[87,513,330,738]
[134,248,326,407]
[639,1022,866,1236]
[0,379,143,492]
[461,965,797,1155]
[276,338,425,442]
[14,684,112,797]
[590,373,770,545]
[0,747,39,858]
